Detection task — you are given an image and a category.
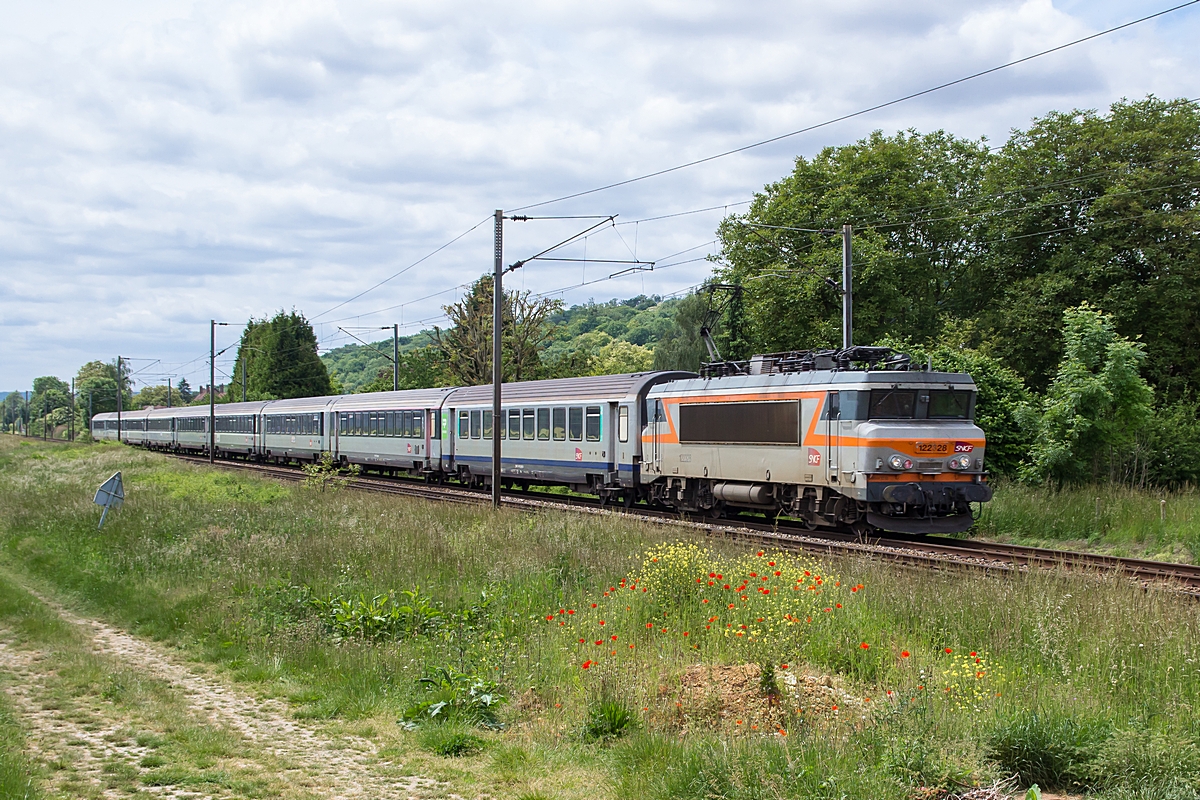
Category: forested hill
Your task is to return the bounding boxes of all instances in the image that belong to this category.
[321,296,682,393]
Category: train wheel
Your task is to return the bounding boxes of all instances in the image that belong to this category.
[622,491,636,510]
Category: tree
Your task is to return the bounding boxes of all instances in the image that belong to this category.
[974,97,1200,395]
[1023,304,1154,487]
[587,337,654,376]
[358,346,448,393]
[651,292,712,372]
[432,275,563,386]
[715,129,990,354]
[176,378,193,403]
[229,311,332,400]
[132,384,183,409]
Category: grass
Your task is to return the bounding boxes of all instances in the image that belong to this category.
[978,480,1200,562]
[0,436,1198,798]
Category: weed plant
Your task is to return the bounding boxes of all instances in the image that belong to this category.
[1,438,1199,799]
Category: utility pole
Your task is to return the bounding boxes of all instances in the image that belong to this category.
[241,358,246,402]
[393,323,399,393]
[116,356,123,443]
[492,209,503,509]
[842,223,853,350]
[70,378,75,441]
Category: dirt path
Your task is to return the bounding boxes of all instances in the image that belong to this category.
[0,597,452,799]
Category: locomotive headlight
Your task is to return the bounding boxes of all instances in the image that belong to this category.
[888,454,913,471]
[948,454,973,470]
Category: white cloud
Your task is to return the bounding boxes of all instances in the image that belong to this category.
[1,0,1197,388]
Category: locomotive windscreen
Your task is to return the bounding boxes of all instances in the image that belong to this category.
[678,401,799,444]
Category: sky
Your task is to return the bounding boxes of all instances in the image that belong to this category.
[1,0,1198,392]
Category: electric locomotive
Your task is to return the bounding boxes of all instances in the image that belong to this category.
[638,347,991,533]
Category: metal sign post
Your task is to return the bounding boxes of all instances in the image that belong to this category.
[93,471,125,530]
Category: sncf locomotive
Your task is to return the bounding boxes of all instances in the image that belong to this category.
[92,346,992,534]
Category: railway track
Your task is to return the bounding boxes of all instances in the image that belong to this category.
[170,453,1200,595]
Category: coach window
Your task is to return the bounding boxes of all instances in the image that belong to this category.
[537,408,550,440]
[522,409,535,440]
[552,408,566,441]
[458,410,469,438]
[414,411,424,438]
[585,406,601,442]
[505,409,518,440]
[470,409,482,439]
[568,407,583,441]
[483,410,493,439]
[618,406,629,443]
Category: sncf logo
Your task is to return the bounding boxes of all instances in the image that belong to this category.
[807,448,822,466]
[954,442,975,453]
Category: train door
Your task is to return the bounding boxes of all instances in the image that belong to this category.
[826,391,841,484]
[650,398,664,474]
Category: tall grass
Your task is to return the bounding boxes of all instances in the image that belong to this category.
[2,437,1199,797]
[979,480,1200,560]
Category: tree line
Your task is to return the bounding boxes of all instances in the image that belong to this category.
[659,95,1200,488]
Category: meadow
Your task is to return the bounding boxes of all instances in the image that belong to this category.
[0,436,1198,799]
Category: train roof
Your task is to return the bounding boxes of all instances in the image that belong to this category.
[258,396,344,414]
[147,401,269,418]
[649,370,978,395]
[331,387,457,411]
[447,371,695,405]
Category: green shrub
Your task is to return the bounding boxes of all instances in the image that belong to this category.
[400,666,506,728]
[582,698,638,743]
[416,724,487,757]
[986,712,1108,790]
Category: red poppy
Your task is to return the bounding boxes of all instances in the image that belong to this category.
[970,651,977,657]
[595,640,603,645]
[763,589,770,595]
[579,638,585,643]
[716,574,722,580]
[831,705,838,711]
[774,570,781,576]
[757,551,764,556]
[945,647,953,654]
[823,608,832,613]
[709,572,716,578]
[581,660,593,669]
[708,581,714,586]
[860,642,869,650]
[901,651,910,658]
[646,622,654,628]
[835,603,842,609]
[611,635,618,641]
[545,615,554,621]
[780,663,789,669]
[591,603,598,608]
[567,609,575,615]
[768,561,775,567]
[723,584,730,589]
[599,620,605,625]
[749,572,758,577]
[683,631,690,637]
